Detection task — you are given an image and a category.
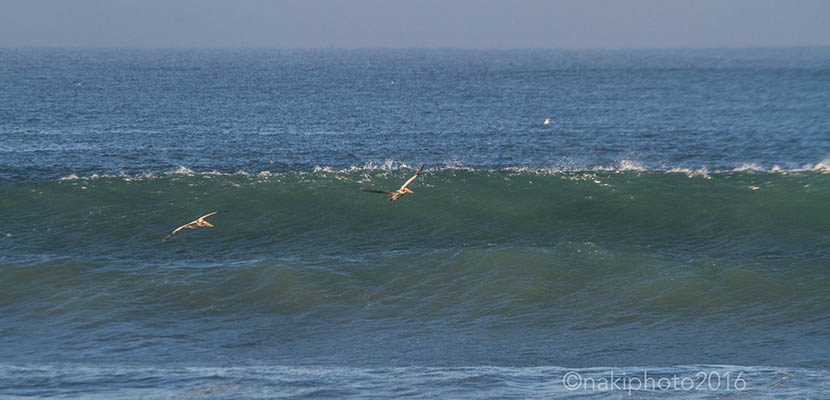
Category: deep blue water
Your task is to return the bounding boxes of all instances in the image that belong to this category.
[1,48,829,398]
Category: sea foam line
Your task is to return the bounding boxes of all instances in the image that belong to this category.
[54,158,830,182]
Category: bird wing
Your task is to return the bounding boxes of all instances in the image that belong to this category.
[361,189,396,195]
[164,211,227,241]
[196,210,228,222]
[400,163,425,190]
[162,222,195,241]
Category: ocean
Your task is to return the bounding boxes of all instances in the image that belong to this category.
[1,47,828,398]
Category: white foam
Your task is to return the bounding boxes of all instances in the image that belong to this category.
[47,158,830,183]
[667,167,710,178]
[731,158,830,174]
[166,165,196,176]
[59,174,81,181]
[618,159,646,171]
[589,160,646,172]
[732,163,763,172]
[801,158,830,172]
[313,160,423,174]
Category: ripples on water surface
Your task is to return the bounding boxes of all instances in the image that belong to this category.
[1,48,828,398]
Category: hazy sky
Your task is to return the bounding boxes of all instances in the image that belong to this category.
[1,0,829,49]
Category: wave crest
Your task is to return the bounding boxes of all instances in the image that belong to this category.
[49,158,830,182]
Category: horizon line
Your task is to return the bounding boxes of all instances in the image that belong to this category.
[3,44,830,52]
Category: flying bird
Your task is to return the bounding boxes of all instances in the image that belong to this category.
[362,163,425,201]
[162,210,228,241]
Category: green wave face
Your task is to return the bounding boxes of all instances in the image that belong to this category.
[1,170,829,371]
[3,169,829,259]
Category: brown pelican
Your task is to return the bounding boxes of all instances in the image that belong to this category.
[362,163,425,201]
[162,210,228,241]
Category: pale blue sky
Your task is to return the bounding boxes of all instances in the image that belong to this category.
[1,0,828,49]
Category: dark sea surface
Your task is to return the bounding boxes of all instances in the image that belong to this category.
[1,48,829,398]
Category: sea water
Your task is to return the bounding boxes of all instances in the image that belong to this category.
[1,48,828,398]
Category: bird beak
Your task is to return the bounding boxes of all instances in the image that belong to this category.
[405,188,414,194]
[204,221,214,227]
